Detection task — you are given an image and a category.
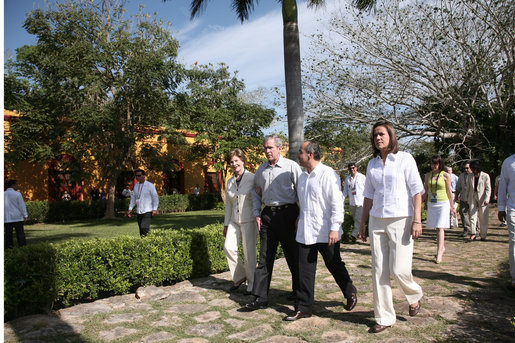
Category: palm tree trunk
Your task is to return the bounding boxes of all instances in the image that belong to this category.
[282,0,304,162]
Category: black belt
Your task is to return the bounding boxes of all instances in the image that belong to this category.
[265,204,294,212]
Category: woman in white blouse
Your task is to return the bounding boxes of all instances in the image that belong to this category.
[359,121,425,334]
[224,149,258,295]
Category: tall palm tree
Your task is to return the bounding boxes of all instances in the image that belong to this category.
[170,0,375,161]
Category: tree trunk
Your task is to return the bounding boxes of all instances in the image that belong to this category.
[282,0,304,162]
[103,181,117,219]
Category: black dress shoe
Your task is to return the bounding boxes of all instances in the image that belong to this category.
[283,311,312,321]
[369,324,390,333]
[243,290,252,296]
[244,299,268,310]
[345,285,358,311]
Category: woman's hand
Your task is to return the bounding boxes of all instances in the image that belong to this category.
[411,221,422,239]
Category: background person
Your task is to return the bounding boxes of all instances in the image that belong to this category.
[127,169,159,237]
[359,121,424,334]
[245,135,302,310]
[456,162,473,237]
[424,156,455,263]
[4,180,28,249]
[284,141,357,321]
[223,149,258,295]
[343,162,366,243]
[497,154,515,290]
[121,185,132,199]
[444,166,459,229]
[464,160,491,241]
[494,175,507,227]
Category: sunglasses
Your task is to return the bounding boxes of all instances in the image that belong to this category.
[135,174,143,177]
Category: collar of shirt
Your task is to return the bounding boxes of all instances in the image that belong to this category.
[266,155,285,169]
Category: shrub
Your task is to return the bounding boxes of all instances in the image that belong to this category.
[158,194,189,213]
[187,193,222,211]
[26,194,218,224]
[4,244,58,321]
[4,224,237,320]
[25,201,49,224]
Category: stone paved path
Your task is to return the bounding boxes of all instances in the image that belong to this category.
[5,208,515,342]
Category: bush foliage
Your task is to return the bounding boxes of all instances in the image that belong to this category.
[4,224,229,321]
[25,193,223,223]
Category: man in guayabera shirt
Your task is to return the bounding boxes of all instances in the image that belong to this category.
[244,135,302,310]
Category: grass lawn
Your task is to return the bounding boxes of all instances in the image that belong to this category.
[24,210,225,245]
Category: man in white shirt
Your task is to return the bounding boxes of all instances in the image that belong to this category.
[497,154,515,290]
[343,162,366,242]
[127,169,159,236]
[284,141,357,321]
[4,180,28,248]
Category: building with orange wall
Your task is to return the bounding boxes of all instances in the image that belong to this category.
[4,109,223,201]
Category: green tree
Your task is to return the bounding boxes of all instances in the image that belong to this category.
[305,117,369,172]
[165,0,376,162]
[304,0,514,172]
[5,0,183,218]
[173,63,275,200]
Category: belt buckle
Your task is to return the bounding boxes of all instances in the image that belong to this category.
[270,206,278,211]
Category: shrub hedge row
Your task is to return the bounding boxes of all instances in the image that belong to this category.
[25,193,223,223]
[4,224,233,321]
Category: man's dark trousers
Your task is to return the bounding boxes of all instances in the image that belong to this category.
[137,212,153,237]
[4,221,27,248]
[252,204,299,301]
[296,240,354,313]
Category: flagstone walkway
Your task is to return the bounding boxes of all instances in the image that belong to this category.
[4,208,515,342]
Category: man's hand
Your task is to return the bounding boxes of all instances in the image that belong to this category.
[498,211,506,223]
[359,224,367,242]
[328,231,339,246]
[255,216,261,232]
[152,210,157,216]
[127,210,132,218]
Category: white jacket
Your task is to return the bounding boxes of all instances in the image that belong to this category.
[224,171,256,225]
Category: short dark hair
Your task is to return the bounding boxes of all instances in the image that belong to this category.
[371,120,399,157]
[470,160,482,172]
[347,162,356,169]
[305,141,321,161]
[6,180,17,188]
[430,155,444,172]
[134,169,145,175]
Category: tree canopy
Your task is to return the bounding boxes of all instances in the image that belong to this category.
[304,0,514,170]
[4,0,275,213]
[172,63,275,197]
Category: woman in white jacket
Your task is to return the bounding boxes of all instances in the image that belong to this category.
[224,149,258,295]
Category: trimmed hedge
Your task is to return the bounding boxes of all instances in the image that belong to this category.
[4,224,235,321]
[25,193,223,224]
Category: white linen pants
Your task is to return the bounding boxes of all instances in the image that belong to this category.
[224,220,258,292]
[507,209,515,284]
[369,216,423,326]
[468,194,489,239]
[350,205,363,238]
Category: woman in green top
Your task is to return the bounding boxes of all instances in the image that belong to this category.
[423,155,456,263]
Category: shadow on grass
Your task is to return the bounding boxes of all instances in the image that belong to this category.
[24,231,93,245]
[432,262,515,342]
